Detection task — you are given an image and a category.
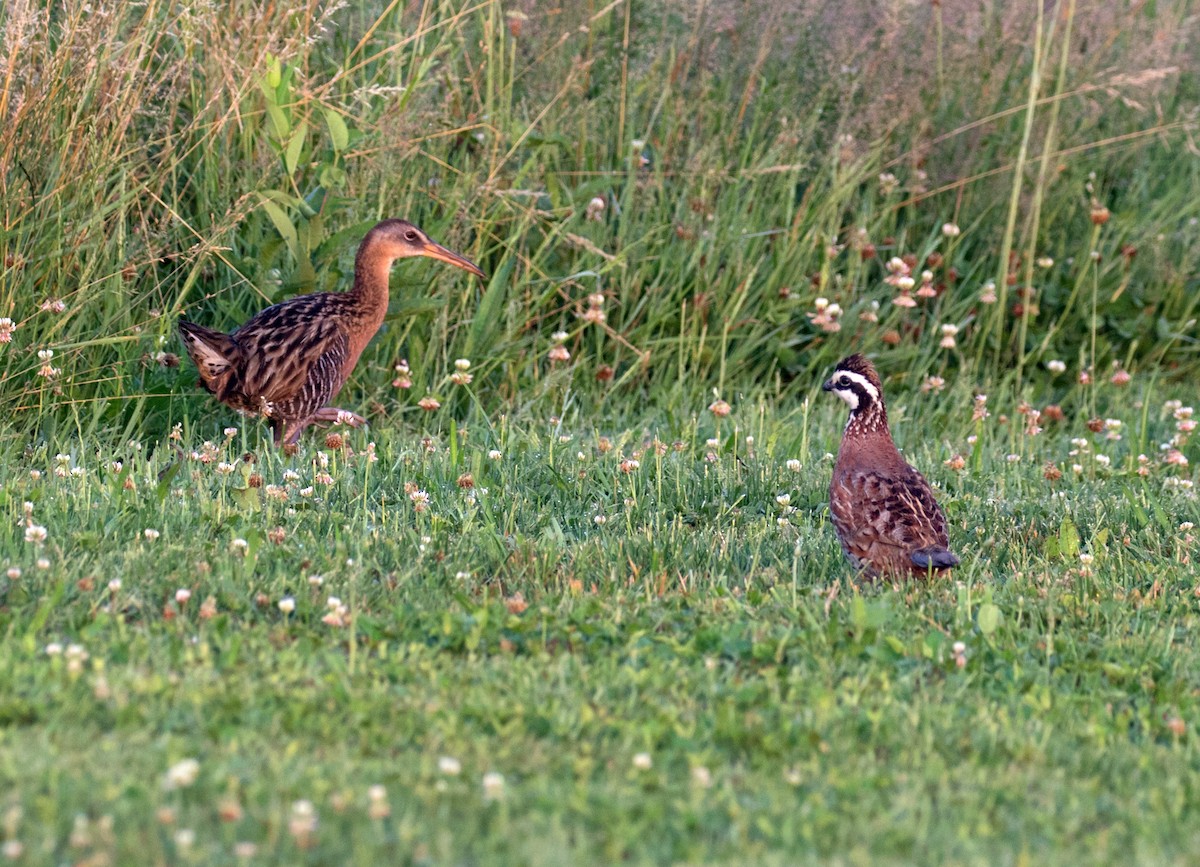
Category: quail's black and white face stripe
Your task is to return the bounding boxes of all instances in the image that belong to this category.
[823,354,889,436]
[822,369,879,412]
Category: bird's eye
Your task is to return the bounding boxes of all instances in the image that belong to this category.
[838,375,851,387]
[405,231,419,242]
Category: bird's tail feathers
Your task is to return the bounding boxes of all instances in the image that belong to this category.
[178,320,241,398]
[910,546,959,571]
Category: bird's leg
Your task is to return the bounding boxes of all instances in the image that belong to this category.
[275,410,366,447]
[283,420,308,446]
[310,407,368,429]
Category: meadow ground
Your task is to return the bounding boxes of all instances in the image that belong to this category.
[1,0,1199,863]
[2,380,1199,865]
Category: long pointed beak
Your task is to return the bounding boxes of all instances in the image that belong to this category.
[421,240,485,279]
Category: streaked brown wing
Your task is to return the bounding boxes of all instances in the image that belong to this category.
[232,296,346,406]
[831,467,948,558]
[893,464,950,547]
[829,474,871,569]
[272,332,350,423]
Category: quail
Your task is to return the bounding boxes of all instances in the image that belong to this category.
[823,353,959,577]
[179,219,484,446]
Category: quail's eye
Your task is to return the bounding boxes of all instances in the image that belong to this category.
[838,375,851,387]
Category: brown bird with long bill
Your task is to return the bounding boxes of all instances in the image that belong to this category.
[179,219,484,446]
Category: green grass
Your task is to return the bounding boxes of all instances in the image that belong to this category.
[2,0,1200,863]
[1,376,1198,864]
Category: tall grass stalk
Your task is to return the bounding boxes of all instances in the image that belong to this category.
[982,0,1046,372]
[1016,0,1076,383]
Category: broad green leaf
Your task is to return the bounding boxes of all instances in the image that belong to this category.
[259,189,301,207]
[275,62,296,103]
[464,254,510,359]
[850,596,867,629]
[258,196,300,263]
[231,486,261,512]
[264,101,290,143]
[1058,517,1080,559]
[264,53,282,89]
[284,120,308,175]
[155,457,183,503]
[1102,662,1133,682]
[977,603,1001,636]
[323,108,350,152]
[864,600,890,629]
[319,164,346,188]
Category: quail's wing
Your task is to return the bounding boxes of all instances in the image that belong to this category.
[835,466,949,552]
[232,296,347,405]
[895,464,951,545]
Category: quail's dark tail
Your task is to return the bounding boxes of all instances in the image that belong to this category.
[910,546,959,571]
